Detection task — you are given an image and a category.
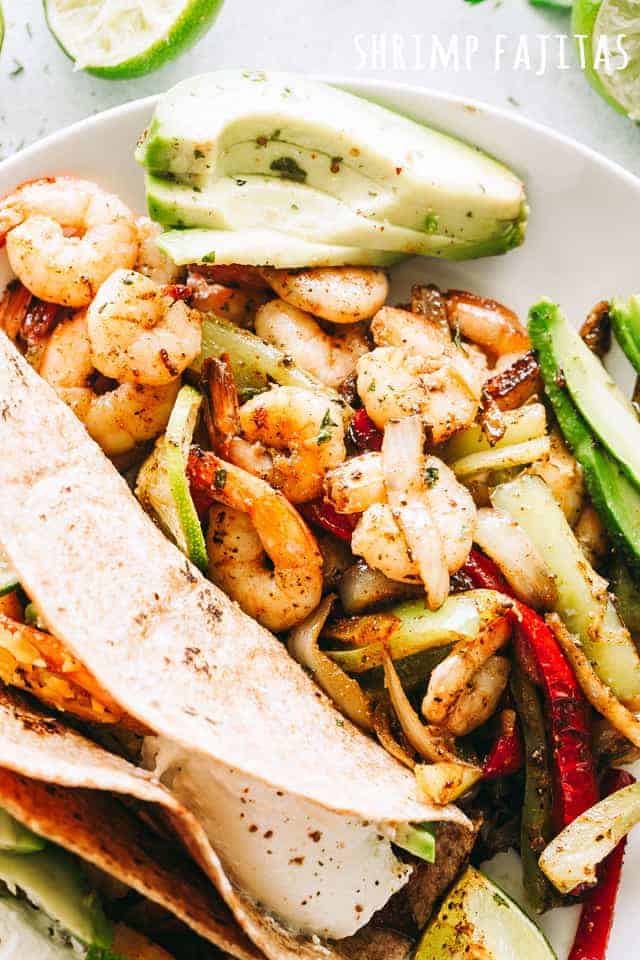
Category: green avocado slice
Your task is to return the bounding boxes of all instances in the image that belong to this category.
[0,845,112,948]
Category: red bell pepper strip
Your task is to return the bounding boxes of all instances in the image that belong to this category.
[20,299,62,346]
[348,408,383,452]
[462,549,599,829]
[483,708,524,779]
[568,770,636,960]
[300,500,360,543]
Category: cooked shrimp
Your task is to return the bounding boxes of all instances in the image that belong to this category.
[40,311,178,456]
[0,177,138,308]
[348,446,476,599]
[188,449,323,631]
[255,299,369,388]
[324,451,385,514]
[210,362,347,504]
[357,308,483,442]
[135,216,181,284]
[357,347,480,443]
[187,268,271,327]
[260,266,388,324]
[445,290,530,357]
[445,655,511,736]
[371,306,488,390]
[87,269,202,386]
[422,616,512,724]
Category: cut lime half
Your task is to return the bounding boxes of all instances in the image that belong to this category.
[44,0,223,79]
[573,0,640,119]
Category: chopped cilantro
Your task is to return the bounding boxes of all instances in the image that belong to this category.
[194,148,205,159]
[270,156,307,184]
[425,466,440,487]
[215,468,227,490]
[10,60,24,78]
[201,252,216,264]
[317,409,337,445]
[424,212,440,234]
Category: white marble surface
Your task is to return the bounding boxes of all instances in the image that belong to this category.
[0,0,638,174]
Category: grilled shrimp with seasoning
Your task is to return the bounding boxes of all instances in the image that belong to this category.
[259,266,389,323]
[340,418,476,608]
[255,298,370,388]
[0,176,138,307]
[356,307,484,442]
[209,358,347,504]
[40,310,179,456]
[188,449,323,631]
[86,268,202,386]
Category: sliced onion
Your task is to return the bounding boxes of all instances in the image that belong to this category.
[382,417,449,610]
[548,614,640,748]
[443,403,547,462]
[383,652,458,764]
[540,780,640,893]
[372,698,416,770]
[287,596,372,731]
[474,507,557,609]
[415,761,482,806]
[445,655,511,737]
[338,560,418,616]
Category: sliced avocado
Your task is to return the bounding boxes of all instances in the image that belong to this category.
[157,227,407,268]
[0,896,85,958]
[0,808,46,853]
[610,294,640,373]
[529,300,640,490]
[393,823,436,863]
[0,845,112,948]
[146,173,518,258]
[415,866,556,960]
[137,70,527,257]
[529,300,640,576]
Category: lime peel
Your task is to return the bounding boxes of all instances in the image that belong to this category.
[136,385,208,572]
[44,0,223,79]
[573,0,640,120]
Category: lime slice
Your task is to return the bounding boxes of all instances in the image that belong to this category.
[136,385,208,571]
[0,548,18,598]
[573,0,640,119]
[44,0,223,79]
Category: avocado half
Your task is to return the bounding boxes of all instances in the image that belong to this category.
[137,71,528,266]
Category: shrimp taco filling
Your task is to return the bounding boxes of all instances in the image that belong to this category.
[1,70,640,960]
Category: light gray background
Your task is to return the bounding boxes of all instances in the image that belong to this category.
[0,0,638,174]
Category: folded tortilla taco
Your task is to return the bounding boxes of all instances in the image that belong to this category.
[0,686,260,960]
[0,335,471,959]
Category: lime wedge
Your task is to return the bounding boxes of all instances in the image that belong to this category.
[573,0,640,119]
[44,0,223,79]
[136,385,208,571]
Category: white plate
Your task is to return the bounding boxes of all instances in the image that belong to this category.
[1,78,639,960]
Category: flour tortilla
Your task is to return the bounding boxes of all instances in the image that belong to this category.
[0,335,468,959]
[0,684,411,960]
[0,687,258,960]
[0,334,465,828]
